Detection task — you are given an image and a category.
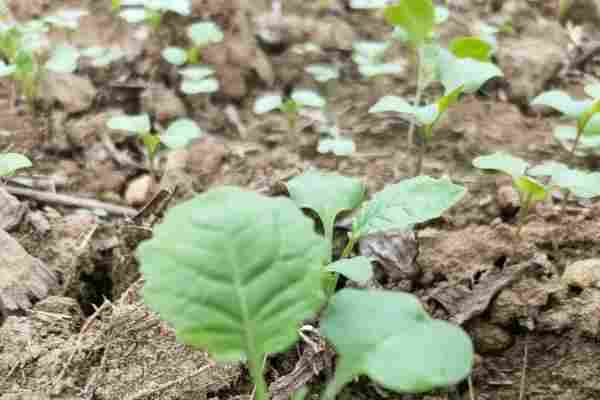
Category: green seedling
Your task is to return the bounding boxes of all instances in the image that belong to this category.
[253,89,326,130]
[529,160,600,202]
[0,152,32,177]
[317,125,356,157]
[107,114,203,175]
[352,40,404,78]
[531,84,600,163]
[0,20,82,113]
[115,0,191,29]
[162,21,224,66]
[137,184,473,400]
[370,0,502,176]
[286,170,466,294]
[473,152,548,236]
[80,46,125,67]
[178,65,219,95]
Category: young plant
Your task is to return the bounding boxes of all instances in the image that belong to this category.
[253,89,327,130]
[473,152,548,237]
[0,20,81,113]
[114,0,191,29]
[137,184,473,400]
[162,21,224,66]
[286,170,466,295]
[106,114,203,175]
[531,84,600,164]
[80,46,125,68]
[0,152,32,177]
[352,40,404,78]
[370,0,502,175]
[317,125,356,157]
[529,161,600,204]
[178,65,219,96]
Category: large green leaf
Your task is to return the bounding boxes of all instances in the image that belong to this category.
[352,176,466,238]
[383,0,435,46]
[286,171,365,242]
[472,152,529,178]
[0,152,32,176]
[321,289,473,397]
[326,257,373,284]
[138,187,327,361]
[530,90,592,120]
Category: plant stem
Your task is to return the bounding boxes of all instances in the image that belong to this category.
[414,130,427,176]
[341,234,358,259]
[248,351,268,400]
[561,126,583,210]
[407,46,424,149]
[516,191,533,238]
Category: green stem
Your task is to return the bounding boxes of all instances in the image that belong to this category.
[341,234,358,259]
[516,191,532,238]
[414,129,427,177]
[561,126,583,210]
[248,351,268,400]
[407,46,424,149]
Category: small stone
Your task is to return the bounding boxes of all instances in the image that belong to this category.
[140,85,187,122]
[562,259,600,289]
[41,72,97,114]
[469,321,514,354]
[27,211,51,235]
[125,174,158,206]
[0,187,26,231]
[497,20,568,105]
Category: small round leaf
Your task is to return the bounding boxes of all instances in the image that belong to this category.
[0,153,32,177]
[187,21,224,46]
[254,94,283,114]
[162,118,203,149]
[162,47,188,66]
[291,89,326,108]
[181,77,219,94]
[107,113,151,135]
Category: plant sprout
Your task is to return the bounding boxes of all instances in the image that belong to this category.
[107,114,203,175]
[162,21,224,66]
[473,152,548,237]
[80,46,125,67]
[369,0,502,175]
[114,0,191,29]
[351,40,405,78]
[253,89,326,130]
[0,152,32,177]
[318,125,356,157]
[531,84,600,163]
[138,178,473,400]
[178,65,219,95]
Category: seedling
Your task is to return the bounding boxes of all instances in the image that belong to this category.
[473,152,548,237]
[529,161,600,203]
[286,170,466,294]
[352,40,404,78]
[106,114,203,175]
[162,21,224,66]
[137,183,473,400]
[531,84,600,163]
[317,125,356,157]
[80,46,125,67]
[368,0,502,176]
[0,152,32,177]
[253,89,327,130]
[114,0,191,29]
[178,65,219,96]
[0,20,81,113]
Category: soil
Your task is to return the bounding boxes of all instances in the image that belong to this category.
[2,0,600,399]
